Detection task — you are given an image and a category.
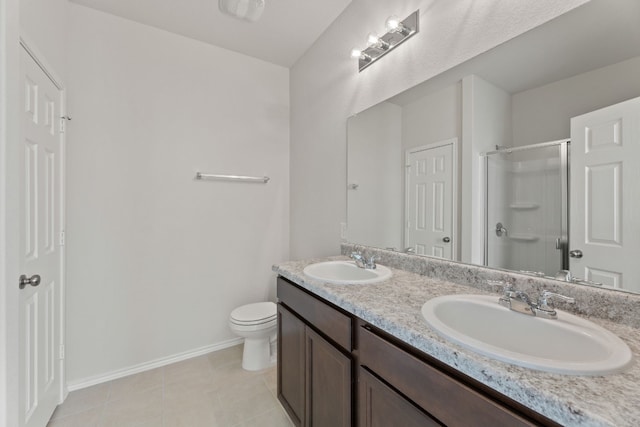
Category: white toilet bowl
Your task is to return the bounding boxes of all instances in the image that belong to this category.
[229,302,277,371]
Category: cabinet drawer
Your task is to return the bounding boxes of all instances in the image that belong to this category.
[277,277,352,351]
[358,325,540,427]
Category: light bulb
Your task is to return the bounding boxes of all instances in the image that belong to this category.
[367,32,389,50]
[385,15,401,32]
[367,33,381,46]
[350,48,372,61]
[385,15,411,35]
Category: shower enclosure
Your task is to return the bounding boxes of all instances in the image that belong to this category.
[483,140,569,276]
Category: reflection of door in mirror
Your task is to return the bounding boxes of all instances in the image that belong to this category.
[484,142,568,276]
[405,140,456,259]
[570,96,640,293]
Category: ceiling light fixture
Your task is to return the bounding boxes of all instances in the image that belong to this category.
[218,0,265,23]
[350,10,419,72]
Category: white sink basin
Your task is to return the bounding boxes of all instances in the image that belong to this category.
[303,261,392,285]
[421,294,633,375]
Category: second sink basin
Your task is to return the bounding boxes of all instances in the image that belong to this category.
[303,261,392,285]
[421,294,633,375]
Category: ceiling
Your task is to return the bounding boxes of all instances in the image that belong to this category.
[69,0,352,67]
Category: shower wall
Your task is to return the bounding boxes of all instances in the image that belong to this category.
[486,145,564,275]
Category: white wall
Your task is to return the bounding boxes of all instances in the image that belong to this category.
[19,0,69,81]
[512,56,640,147]
[347,102,402,249]
[289,0,590,260]
[66,4,289,385]
[461,75,511,264]
[401,83,461,152]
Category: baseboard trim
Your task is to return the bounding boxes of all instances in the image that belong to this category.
[67,337,244,392]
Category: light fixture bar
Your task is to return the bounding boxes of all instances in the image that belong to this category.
[353,10,419,72]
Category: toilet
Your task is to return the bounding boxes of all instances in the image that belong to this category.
[229,302,277,371]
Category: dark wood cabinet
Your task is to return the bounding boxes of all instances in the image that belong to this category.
[358,367,440,427]
[306,327,351,427]
[277,277,353,427]
[277,303,305,426]
[277,276,560,427]
[357,324,547,427]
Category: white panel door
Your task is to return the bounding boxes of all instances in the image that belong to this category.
[19,47,63,427]
[405,141,455,259]
[570,96,640,292]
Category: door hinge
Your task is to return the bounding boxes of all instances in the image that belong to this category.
[59,231,65,246]
[59,345,65,360]
[59,115,71,133]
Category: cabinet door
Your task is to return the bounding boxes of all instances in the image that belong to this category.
[306,327,352,427]
[358,367,440,427]
[278,304,306,427]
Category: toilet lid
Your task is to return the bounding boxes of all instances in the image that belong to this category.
[230,302,277,325]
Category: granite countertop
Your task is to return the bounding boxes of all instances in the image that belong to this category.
[273,255,640,427]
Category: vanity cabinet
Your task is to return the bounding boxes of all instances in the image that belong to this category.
[357,323,557,427]
[277,277,353,427]
[277,276,560,427]
[358,366,440,427]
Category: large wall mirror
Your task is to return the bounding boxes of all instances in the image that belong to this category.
[347,0,640,293]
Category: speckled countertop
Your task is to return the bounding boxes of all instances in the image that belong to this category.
[273,252,640,427]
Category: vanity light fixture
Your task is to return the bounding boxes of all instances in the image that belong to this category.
[351,10,419,72]
[367,33,390,50]
[385,15,412,36]
[350,49,373,63]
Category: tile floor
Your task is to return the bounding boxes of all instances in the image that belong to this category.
[47,345,294,427]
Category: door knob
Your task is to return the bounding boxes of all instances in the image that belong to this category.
[569,250,583,259]
[442,237,451,243]
[19,274,41,290]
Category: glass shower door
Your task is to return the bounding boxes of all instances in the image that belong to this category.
[484,141,568,276]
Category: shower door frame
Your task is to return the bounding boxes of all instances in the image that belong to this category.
[482,139,570,272]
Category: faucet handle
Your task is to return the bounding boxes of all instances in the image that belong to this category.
[350,251,365,268]
[365,255,377,269]
[538,290,575,311]
[486,280,515,297]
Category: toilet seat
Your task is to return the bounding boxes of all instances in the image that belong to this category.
[230,302,277,326]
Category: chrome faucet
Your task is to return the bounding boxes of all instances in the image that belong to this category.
[350,251,377,269]
[488,281,575,319]
[535,290,576,319]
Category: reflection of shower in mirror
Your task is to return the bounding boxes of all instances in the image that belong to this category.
[483,140,569,277]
